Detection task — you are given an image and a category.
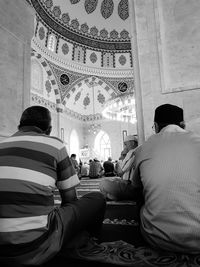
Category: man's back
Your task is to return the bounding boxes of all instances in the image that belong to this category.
[0,127,78,250]
[103,160,114,176]
[134,125,200,252]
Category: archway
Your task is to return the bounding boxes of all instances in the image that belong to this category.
[94,130,111,161]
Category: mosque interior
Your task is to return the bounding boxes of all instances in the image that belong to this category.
[1,0,200,161]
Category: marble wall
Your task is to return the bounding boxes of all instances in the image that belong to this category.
[132,0,200,139]
[0,0,34,139]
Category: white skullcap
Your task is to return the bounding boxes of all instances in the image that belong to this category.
[124,135,137,143]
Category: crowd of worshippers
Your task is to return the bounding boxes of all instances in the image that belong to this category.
[1,103,200,266]
[70,136,138,180]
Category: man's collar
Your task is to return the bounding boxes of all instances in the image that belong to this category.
[160,124,187,133]
[18,126,44,133]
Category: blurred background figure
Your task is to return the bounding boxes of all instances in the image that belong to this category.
[103,157,115,177]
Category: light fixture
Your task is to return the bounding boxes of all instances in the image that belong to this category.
[87,81,101,134]
[102,95,137,124]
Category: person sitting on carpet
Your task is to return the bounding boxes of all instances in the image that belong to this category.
[132,103,200,253]
[89,158,104,179]
[99,135,140,200]
[0,106,106,266]
[103,157,116,177]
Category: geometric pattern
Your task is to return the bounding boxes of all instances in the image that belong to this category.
[118,0,129,20]
[85,0,98,14]
[119,55,127,65]
[101,0,114,19]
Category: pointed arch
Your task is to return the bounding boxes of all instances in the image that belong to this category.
[94,130,111,161]
[31,50,63,112]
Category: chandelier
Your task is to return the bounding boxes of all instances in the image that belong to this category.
[87,81,101,135]
[102,96,137,124]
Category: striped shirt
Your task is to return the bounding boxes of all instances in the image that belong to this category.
[133,125,200,253]
[0,126,79,249]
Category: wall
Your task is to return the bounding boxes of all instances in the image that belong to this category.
[0,0,34,139]
[132,0,200,139]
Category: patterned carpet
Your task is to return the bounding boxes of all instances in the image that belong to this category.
[64,239,200,267]
[51,178,200,267]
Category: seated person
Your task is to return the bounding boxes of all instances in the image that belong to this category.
[103,157,115,177]
[70,153,79,174]
[80,161,90,178]
[99,135,139,200]
[89,158,104,179]
[0,106,106,266]
[133,103,200,253]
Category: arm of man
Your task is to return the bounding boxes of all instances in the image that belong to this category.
[56,144,80,205]
[59,187,78,205]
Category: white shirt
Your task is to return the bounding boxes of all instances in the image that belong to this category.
[133,125,200,252]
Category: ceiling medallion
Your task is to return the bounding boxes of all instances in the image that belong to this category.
[60,74,70,85]
[101,0,114,19]
[118,82,128,93]
[85,0,98,14]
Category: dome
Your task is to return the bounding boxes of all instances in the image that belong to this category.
[29,0,134,120]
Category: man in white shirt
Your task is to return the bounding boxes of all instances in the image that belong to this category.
[99,135,140,200]
[133,103,200,253]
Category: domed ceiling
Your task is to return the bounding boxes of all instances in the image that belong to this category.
[29,0,134,121]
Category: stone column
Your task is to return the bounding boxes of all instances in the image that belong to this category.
[129,0,145,144]
[0,0,34,138]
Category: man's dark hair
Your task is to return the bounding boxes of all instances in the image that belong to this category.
[71,154,76,158]
[154,104,184,132]
[18,106,51,132]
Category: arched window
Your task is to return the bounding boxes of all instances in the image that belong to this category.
[69,129,80,161]
[31,59,43,94]
[94,130,111,161]
[48,35,56,52]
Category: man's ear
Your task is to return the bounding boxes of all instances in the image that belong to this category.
[154,122,160,133]
[179,121,185,129]
[45,126,52,135]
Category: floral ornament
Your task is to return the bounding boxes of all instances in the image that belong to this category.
[71,19,79,30]
[118,0,129,20]
[90,26,98,36]
[52,6,61,18]
[120,30,129,39]
[62,43,69,55]
[44,0,53,9]
[119,55,126,65]
[45,80,52,96]
[70,0,80,4]
[100,29,108,39]
[74,91,81,103]
[110,30,118,39]
[90,52,97,63]
[61,13,70,24]
[85,0,98,14]
[97,91,105,104]
[38,27,45,40]
[80,23,89,34]
[101,0,114,19]
[83,94,90,109]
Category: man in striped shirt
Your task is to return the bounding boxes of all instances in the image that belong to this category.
[0,106,106,266]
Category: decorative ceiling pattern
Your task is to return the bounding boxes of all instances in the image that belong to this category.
[31,0,131,46]
[29,0,135,122]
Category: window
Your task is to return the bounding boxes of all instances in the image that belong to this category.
[94,130,111,161]
[48,35,56,52]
